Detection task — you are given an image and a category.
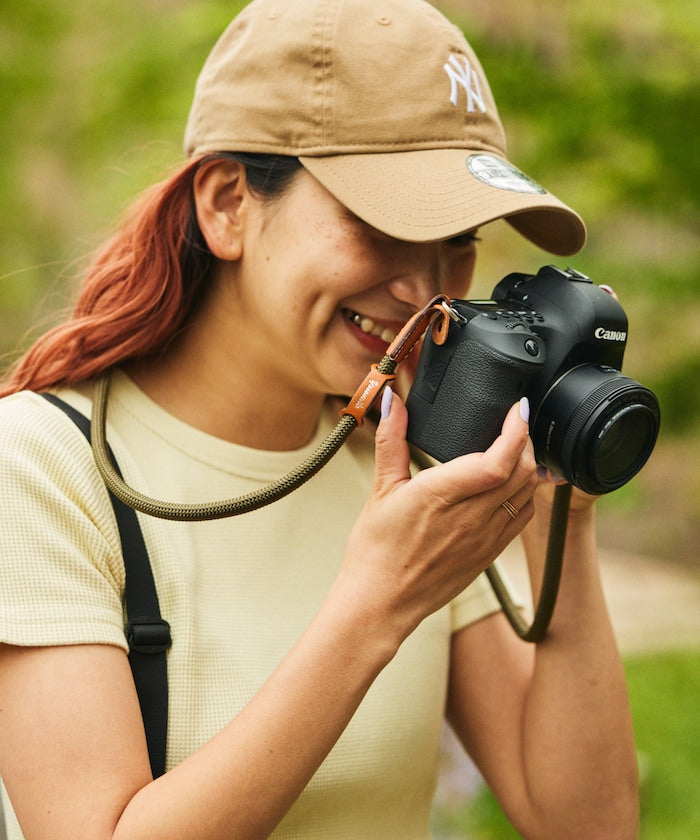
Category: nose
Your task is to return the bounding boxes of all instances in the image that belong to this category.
[385,242,441,310]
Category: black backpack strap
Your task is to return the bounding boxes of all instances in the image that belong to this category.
[41,393,171,778]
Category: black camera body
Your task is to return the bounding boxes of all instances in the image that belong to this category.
[406,265,660,494]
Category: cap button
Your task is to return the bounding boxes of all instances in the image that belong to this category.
[376,16,392,26]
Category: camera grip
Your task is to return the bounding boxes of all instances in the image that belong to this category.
[407,338,538,462]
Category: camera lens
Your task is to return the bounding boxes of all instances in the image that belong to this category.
[594,404,657,485]
[532,365,660,494]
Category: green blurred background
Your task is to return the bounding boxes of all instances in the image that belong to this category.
[1,0,698,564]
[1,1,698,837]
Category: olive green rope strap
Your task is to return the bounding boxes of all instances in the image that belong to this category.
[90,293,569,641]
[409,447,571,643]
[91,357,397,522]
[486,484,572,642]
[91,295,451,521]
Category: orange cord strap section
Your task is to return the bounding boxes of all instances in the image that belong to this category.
[341,364,397,425]
[387,294,452,364]
[340,294,453,426]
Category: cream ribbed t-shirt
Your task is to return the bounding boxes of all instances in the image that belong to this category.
[0,371,506,839]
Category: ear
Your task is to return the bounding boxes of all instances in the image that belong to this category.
[193,158,250,260]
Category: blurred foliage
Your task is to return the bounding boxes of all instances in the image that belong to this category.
[0,0,248,348]
[627,650,700,839]
[1,0,698,558]
[439,0,700,452]
[1,3,699,838]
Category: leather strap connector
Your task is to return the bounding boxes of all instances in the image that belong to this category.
[386,294,452,364]
[340,295,454,426]
[341,365,396,426]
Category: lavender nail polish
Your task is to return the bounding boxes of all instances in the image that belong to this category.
[519,396,530,423]
[381,386,393,419]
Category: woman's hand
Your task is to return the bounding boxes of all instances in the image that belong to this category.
[534,467,600,516]
[340,389,538,641]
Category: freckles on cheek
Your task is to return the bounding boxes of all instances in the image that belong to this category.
[442,255,476,300]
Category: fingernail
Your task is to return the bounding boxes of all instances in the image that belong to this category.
[599,284,615,296]
[381,385,393,419]
[519,396,530,423]
[537,466,565,483]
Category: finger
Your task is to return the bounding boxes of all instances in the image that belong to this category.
[458,396,531,469]
[469,397,531,475]
[425,399,532,503]
[599,284,619,301]
[494,474,538,526]
[536,466,568,485]
[373,387,412,495]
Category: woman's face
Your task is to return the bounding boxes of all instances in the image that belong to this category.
[227,168,478,402]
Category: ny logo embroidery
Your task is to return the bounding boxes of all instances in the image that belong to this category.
[444,54,486,113]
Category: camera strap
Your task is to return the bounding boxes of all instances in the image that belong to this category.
[90,295,453,519]
[341,294,453,425]
[88,293,567,641]
[40,392,170,778]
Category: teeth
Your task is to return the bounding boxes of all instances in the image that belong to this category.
[347,310,396,343]
[359,316,375,333]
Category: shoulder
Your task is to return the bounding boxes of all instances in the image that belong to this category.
[1,387,87,436]
[0,390,127,648]
[1,388,93,479]
[0,388,117,536]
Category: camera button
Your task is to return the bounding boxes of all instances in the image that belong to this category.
[524,339,541,357]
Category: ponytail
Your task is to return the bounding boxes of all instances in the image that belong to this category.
[0,152,302,397]
[0,157,210,396]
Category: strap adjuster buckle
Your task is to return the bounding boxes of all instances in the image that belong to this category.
[127,618,172,654]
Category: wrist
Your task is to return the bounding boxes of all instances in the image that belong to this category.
[321,568,407,672]
[522,487,597,569]
[533,480,598,518]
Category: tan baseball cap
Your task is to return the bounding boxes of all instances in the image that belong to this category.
[184,0,586,255]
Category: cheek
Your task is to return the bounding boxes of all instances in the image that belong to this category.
[441,249,477,300]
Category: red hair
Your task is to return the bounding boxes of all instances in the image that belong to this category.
[0,156,213,397]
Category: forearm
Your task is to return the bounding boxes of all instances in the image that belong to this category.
[517,499,639,837]
[114,582,399,840]
[3,396,541,840]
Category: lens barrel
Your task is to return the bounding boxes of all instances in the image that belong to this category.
[532,365,660,494]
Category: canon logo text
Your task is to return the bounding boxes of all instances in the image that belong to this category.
[595,327,627,342]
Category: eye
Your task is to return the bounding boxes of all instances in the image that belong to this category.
[447,230,481,248]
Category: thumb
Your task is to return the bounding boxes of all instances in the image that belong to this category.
[372,386,412,495]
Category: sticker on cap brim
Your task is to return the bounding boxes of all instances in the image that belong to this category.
[467,154,546,194]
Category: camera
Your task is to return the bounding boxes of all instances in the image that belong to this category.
[406,265,660,494]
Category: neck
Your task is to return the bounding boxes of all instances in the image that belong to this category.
[125,352,325,451]
[124,314,325,453]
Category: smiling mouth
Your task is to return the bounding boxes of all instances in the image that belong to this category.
[343,308,398,344]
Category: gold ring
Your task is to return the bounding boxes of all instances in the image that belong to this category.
[501,500,519,519]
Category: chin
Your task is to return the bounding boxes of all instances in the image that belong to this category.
[325,361,375,401]
[323,322,393,398]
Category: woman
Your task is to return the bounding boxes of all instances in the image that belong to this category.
[0,1,638,838]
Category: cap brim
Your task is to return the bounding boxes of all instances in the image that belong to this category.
[300,148,586,256]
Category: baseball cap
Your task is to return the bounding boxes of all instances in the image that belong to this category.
[184,0,586,255]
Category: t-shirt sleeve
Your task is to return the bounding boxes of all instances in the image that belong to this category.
[450,559,523,633]
[0,392,128,651]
